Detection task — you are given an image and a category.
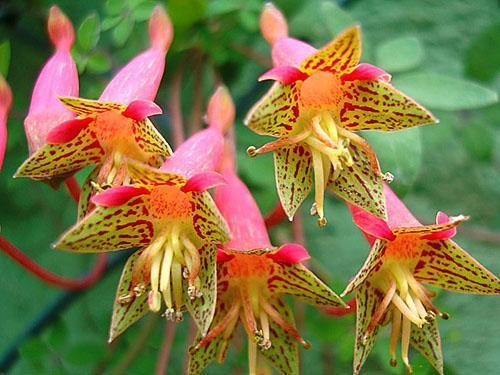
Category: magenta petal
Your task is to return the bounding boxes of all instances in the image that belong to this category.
[122,100,162,121]
[258,66,309,84]
[349,203,396,241]
[91,186,149,207]
[342,63,391,82]
[181,171,225,192]
[0,76,12,171]
[272,37,317,67]
[217,250,234,264]
[46,117,93,144]
[436,211,450,224]
[421,211,457,240]
[384,184,422,228]
[269,243,310,265]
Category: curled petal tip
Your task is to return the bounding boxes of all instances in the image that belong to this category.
[270,243,310,264]
[91,186,149,207]
[48,6,75,50]
[149,5,173,51]
[260,2,288,45]
[206,86,235,134]
[122,100,162,120]
[258,66,308,84]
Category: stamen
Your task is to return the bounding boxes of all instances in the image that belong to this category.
[171,259,183,320]
[259,295,310,349]
[311,148,326,227]
[366,280,397,335]
[411,291,428,321]
[389,311,402,367]
[97,153,114,184]
[338,127,380,174]
[401,317,413,373]
[404,293,420,319]
[194,299,241,349]
[391,293,424,327]
[241,288,258,334]
[148,250,164,312]
[321,112,338,142]
[258,310,272,350]
[407,274,447,318]
[160,244,174,307]
[248,337,258,375]
[246,129,311,157]
[311,116,337,148]
[182,235,201,284]
[390,265,409,299]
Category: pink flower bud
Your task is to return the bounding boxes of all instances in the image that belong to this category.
[206,86,235,134]
[99,5,173,104]
[24,6,78,154]
[0,75,12,171]
[260,3,288,45]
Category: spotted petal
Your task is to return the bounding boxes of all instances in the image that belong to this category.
[259,298,299,375]
[414,240,500,294]
[133,118,172,161]
[126,159,186,187]
[190,191,229,244]
[77,166,99,219]
[410,318,444,375]
[274,144,313,220]
[300,25,361,75]
[328,142,386,219]
[392,215,467,238]
[342,239,387,296]
[353,282,382,375]
[270,263,346,308]
[54,193,153,252]
[339,80,437,131]
[59,96,124,115]
[15,125,104,179]
[109,250,149,342]
[185,243,218,336]
[245,82,302,137]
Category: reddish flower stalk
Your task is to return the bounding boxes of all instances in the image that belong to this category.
[64,176,81,202]
[264,201,288,228]
[0,236,106,290]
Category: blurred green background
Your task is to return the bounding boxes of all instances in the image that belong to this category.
[1,0,499,374]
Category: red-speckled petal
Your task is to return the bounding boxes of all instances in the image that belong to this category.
[127,159,186,187]
[338,80,437,131]
[46,117,93,144]
[300,25,361,75]
[58,96,124,115]
[109,249,149,342]
[258,66,309,84]
[54,194,154,252]
[353,282,382,375]
[342,239,387,297]
[190,191,229,244]
[15,125,104,180]
[182,171,225,193]
[245,82,302,137]
[77,166,99,219]
[392,215,467,239]
[269,262,345,308]
[274,144,313,220]
[269,243,310,265]
[122,100,162,120]
[410,318,444,375]
[133,117,172,160]
[328,142,386,219]
[414,240,500,294]
[342,63,391,82]
[92,185,150,207]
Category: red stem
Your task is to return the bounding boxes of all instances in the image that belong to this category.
[64,176,81,202]
[323,297,357,317]
[155,322,176,375]
[0,236,107,290]
[264,202,288,228]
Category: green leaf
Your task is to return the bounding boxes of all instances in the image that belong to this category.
[0,40,10,77]
[105,0,125,15]
[375,36,424,73]
[45,319,68,351]
[363,127,423,195]
[77,13,101,52]
[206,0,240,17]
[465,21,500,82]
[101,16,122,31]
[71,48,88,74]
[320,1,356,36]
[66,341,105,366]
[168,0,207,29]
[462,122,494,162]
[133,0,156,21]
[112,16,135,46]
[87,51,112,74]
[393,72,498,111]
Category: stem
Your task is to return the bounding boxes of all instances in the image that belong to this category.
[0,236,107,290]
[168,63,185,148]
[323,297,356,317]
[291,212,305,245]
[64,176,81,202]
[264,202,288,228]
[188,51,204,135]
[155,321,176,375]
[230,42,271,68]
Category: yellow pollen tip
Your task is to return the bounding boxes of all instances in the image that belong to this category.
[317,217,327,227]
[389,359,398,367]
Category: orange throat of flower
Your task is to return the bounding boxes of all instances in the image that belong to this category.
[368,260,448,373]
[118,187,199,321]
[194,254,310,371]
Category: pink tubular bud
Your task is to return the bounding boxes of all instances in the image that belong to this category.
[148,5,173,52]
[206,86,235,134]
[260,3,288,45]
[24,6,78,153]
[0,75,13,171]
[47,6,75,51]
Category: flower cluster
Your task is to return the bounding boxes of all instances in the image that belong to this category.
[1,3,498,375]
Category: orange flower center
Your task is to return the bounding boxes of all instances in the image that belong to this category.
[226,253,273,280]
[385,235,421,259]
[149,185,192,220]
[300,71,343,109]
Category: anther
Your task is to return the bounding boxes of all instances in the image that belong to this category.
[247,146,257,157]
[188,285,199,300]
[317,217,327,227]
[163,308,175,321]
[389,359,398,367]
[118,293,133,304]
[440,312,450,320]
[383,172,394,183]
[175,311,184,322]
[133,284,146,296]
[183,267,189,279]
[310,203,318,216]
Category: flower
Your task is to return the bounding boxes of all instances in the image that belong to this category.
[23,6,79,155]
[15,6,173,216]
[53,88,233,341]
[0,74,12,171]
[343,184,500,374]
[188,160,346,375]
[245,4,437,225]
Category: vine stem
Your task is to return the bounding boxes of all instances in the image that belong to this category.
[0,236,107,290]
[155,321,176,375]
[63,176,81,202]
[264,202,288,228]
